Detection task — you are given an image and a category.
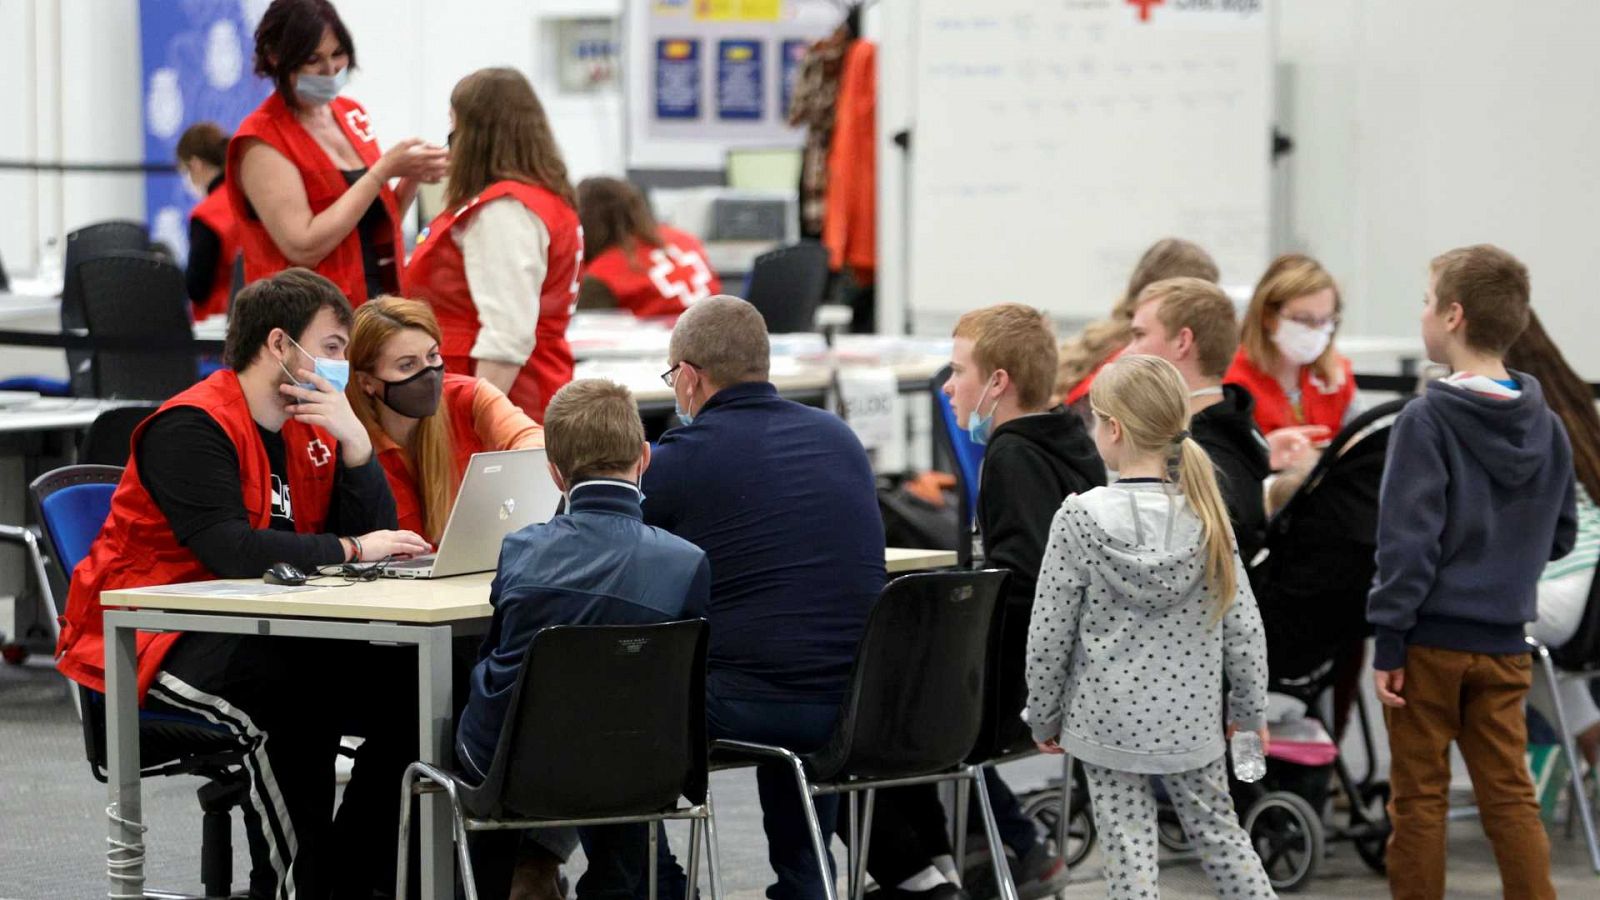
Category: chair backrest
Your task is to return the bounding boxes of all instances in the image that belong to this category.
[77,252,199,400]
[811,569,1007,781]
[743,240,830,334]
[29,465,124,595]
[79,404,160,467]
[467,620,709,821]
[929,365,985,560]
[61,221,151,396]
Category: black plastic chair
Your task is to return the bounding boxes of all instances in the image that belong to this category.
[77,251,200,400]
[29,464,252,900]
[711,570,1018,900]
[61,221,151,396]
[79,403,161,467]
[743,240,830,334]
[397,620,718,900]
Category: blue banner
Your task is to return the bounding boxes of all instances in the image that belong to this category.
[716,39,765,121]
[655,38,703,120]
[139,0,270,264]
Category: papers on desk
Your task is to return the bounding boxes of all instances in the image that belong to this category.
[126,581,318,598]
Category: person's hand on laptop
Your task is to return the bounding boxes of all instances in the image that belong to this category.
[281,368,375,467]
[342,530,431,563]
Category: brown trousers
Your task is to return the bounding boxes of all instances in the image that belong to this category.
[1384,645,1555,900]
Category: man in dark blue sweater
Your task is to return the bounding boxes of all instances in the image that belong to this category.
[644,295,886,900]
[1367,245,1575,900]
[457,379,710,900]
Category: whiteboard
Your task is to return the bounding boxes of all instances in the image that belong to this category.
[905,0,1273,324]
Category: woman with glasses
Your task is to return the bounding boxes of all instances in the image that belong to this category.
[1225,253,1357,441]
[408,66,582,422]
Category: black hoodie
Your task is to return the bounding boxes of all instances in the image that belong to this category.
[978,407,1108,611]
[1190,384,1272,566]
[1367,372,1577,670]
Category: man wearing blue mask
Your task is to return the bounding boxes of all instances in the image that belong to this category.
[58,267,430,898]
[643,295,885,900]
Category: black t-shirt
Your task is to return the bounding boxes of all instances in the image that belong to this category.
[135,406,398,577]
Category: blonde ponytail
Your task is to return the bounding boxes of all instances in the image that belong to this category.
[1089,354,1239,622]
[1175,436,1237,621]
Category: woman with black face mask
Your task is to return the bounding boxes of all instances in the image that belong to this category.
[346,297,543,542]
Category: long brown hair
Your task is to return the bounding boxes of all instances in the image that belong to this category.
[445,67,574,209]
[253,0,357,112]
[577,177,661,267]
[346,297,457,542]
[1241,253,1344,386]
[1090,354,1239,620]
[1504,311,1600,503]
[1057,238,1219,398]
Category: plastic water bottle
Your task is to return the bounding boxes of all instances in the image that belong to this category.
[1232,729,1266,782]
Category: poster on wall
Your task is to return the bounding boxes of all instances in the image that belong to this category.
[139,0,270,264]
[630,0,840,168]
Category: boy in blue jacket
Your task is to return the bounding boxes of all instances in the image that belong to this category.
[1367,244,1576,900]
[457,378,710,900]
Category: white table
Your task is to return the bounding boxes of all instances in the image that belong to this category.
[100,546,956,899]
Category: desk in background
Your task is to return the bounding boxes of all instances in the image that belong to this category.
[99,546,955,899]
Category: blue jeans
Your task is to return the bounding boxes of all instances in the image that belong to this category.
[707,693,842,900]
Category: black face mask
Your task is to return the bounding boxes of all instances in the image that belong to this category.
[380,364,445,419]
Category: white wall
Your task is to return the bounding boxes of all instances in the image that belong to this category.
[1276,0,1600,377]
[0,0,623,275]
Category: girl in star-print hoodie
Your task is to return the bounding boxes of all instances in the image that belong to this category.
[1025,354,1275,900]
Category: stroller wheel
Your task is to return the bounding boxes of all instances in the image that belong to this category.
[1352,782,1391,874]
[1020,781,1097,870]
[1244,791,1323,892]
[1156,805,1193,852]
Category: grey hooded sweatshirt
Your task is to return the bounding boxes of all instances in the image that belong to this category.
[1024,481,1269,775]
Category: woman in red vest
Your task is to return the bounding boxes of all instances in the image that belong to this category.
[576,176,722,318]
[1225,253,1356,442]
[347,297,543,543]
[408,67,582,421]
[176,122,239,319]
[55,269,430,898]
[229,0,447,305]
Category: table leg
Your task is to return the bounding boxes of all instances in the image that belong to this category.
[417,626,454,899]
[105,616,143,899]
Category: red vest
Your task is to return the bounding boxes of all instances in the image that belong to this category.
[1224,348,1356,435]
[408,180,581,421]
[376,374,486,539]
[227,93,404,305]
[189,184,241,319]
[56,371,337,702]
[583,225,723,318]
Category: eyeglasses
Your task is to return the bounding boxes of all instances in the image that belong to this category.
[1281,312,1340,330]
[660,360,699,387]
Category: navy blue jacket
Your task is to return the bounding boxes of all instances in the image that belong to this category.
[1367,373,1577,670]
[643,381,885,704]
[456,480,710,780]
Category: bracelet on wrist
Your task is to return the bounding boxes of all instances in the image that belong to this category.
[347,535,364,563]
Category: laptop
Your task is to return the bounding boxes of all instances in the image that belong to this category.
[380,448,562,579]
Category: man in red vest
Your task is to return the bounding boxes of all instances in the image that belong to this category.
[57,268,430,898]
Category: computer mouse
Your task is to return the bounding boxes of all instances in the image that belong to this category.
[263,562,309,586]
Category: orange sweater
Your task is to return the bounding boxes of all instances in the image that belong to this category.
[823,40,876,280]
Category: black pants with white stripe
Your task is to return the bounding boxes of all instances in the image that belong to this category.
[147,633,417,899]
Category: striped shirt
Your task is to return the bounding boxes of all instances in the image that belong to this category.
[1545,488,1600,582]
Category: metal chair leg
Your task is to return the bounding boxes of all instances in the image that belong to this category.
[1059,754,1074,875]
[970,766,1020,900]
[648,820,659,900]
[687,815,704,900]
[396,765,420,900]
[779,753,839,900]
[1534,642,1600,874]
[952,776,970,886]
[846,790,860,900]
[853,789,876,900]
[704,787,726,900]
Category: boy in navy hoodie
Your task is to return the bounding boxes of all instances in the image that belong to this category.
[1367,244,1576,900]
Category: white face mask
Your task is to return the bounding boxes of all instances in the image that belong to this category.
[181,174,206,201]
[1272,318,1334,366]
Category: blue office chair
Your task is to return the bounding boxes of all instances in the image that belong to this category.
[30,464,253,900]
[930,366,985,564]
[0,376,72,396]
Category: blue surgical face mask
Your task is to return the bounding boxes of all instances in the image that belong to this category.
[675,401,694,428]
[280,334,350,393]
[295,66,350,106]
[965,378,1001,445]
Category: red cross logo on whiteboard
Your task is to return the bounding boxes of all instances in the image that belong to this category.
[1129,0,1165,22]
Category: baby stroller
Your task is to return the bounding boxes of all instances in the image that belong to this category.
[1018,400,1409,891]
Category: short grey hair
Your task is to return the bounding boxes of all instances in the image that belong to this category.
[668,295,770,386]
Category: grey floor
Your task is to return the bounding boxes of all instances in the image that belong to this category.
[2,660,1596,900]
